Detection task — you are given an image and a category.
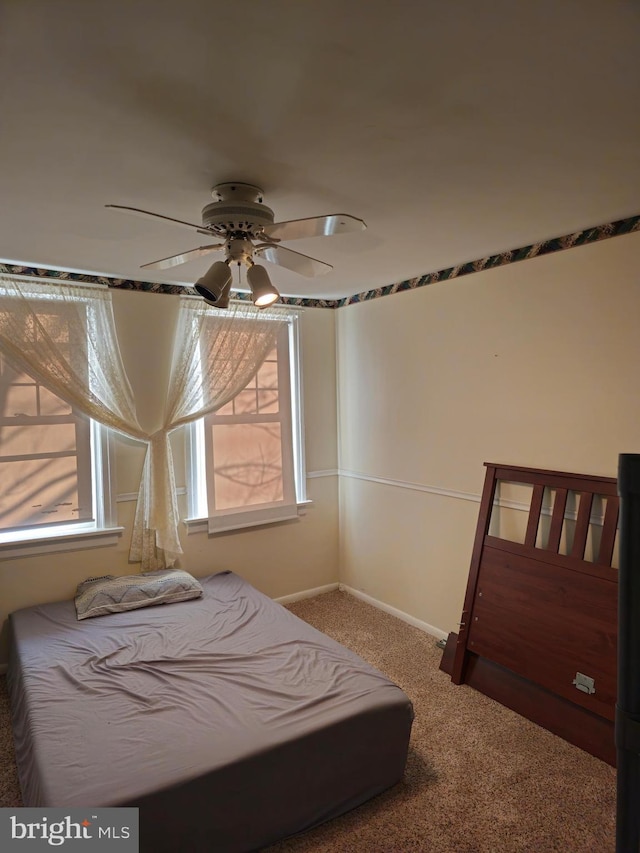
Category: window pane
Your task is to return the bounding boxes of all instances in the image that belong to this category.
[0,424,78,456]
[39,386,73,416]
[262,347,277,362]
[39,313,70,344]
[1,362,32,384]
[257,359,278,390]
[212,422,283,510]
[2,381,72,417]
[3,384,39,417]
[0,300,97,537]
[0,355,73,416]
[216,399,234,416]
[257,390,279,413]
[197,319,300,526]
[0,456,88,528]
[233,389,258,415]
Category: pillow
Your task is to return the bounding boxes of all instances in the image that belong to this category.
[74,569,203,620]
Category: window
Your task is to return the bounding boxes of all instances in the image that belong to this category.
[0,296,119,555]
[187,314,306,533]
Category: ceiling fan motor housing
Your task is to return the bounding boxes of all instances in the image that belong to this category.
[106,179,362,282]
[202,182,275,238]
[225,239,255,265]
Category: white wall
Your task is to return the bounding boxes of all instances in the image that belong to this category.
[336,231,640,635]
[3,231,639,664]
[0,293,339,663]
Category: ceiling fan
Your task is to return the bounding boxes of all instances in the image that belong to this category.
[106,182,366,308]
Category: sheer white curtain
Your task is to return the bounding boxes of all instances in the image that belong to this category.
[0,276,144,438]
[131,296,292,568]
[0,276,292,570]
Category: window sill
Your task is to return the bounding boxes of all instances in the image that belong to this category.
[184,500,313,535]
[0,526,125,559]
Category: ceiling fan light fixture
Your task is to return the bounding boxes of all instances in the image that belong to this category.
[194,261,233,307]
[247,264,280,308]
[198,278,231,309]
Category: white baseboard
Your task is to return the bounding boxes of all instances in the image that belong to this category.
[339,584,448,641]
[274,582,339,605]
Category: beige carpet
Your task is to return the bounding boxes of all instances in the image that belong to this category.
[0,590,616,852]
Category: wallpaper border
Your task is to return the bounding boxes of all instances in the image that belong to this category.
[0,264,335,309]
[2,212,638,309]
[334,213,640,307]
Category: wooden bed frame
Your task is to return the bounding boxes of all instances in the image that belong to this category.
[440,462,618,766]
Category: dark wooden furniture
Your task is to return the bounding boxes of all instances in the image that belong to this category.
[440,462,618,766]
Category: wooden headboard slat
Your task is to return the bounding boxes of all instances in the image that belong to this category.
[597,496,620,566]
[546,487,568,552]
[524,484,544,547]
[570,491,594,560]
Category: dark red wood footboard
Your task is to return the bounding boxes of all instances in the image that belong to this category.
[440,463,618,766]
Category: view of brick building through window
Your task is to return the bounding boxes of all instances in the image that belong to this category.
[0,318,92,533]
[206,344,291,511]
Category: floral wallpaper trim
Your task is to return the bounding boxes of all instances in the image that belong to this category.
[0,264,334,309]
[333,213,640,308]
[2,212,639,310]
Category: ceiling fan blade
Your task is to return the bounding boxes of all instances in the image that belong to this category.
[140,244,224,271]
[105,204,212,235]
[261,213,366,242]
[254,244,333,278]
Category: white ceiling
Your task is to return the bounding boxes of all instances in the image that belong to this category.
[1,0,639,300]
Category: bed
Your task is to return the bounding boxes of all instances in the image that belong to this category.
[7,570,414,852]
[440,462,618,766]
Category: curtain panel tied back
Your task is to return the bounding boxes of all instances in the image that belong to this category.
[0,276,292,569]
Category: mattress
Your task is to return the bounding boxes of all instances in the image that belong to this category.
[8,571,414,852]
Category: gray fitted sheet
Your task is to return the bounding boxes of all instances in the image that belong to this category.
[8,571,413,852]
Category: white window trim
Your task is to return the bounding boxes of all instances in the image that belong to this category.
[289,311,307,505]
[185,314,308,534]
[183,501,313,535]
[0,423,123,559]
